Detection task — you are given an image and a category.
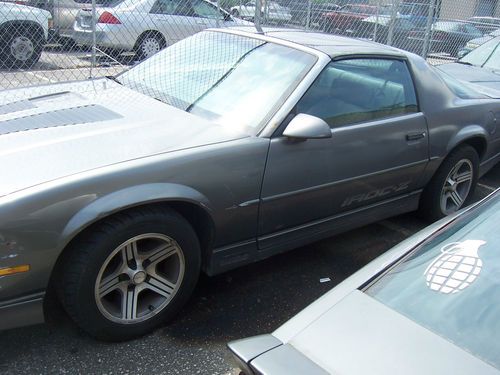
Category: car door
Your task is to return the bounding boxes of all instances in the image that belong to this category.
[258,58,429,250]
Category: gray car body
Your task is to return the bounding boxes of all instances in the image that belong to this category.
[1,27,500,331]
[228,191,500,375]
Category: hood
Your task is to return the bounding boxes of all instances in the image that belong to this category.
[0,79,247,197]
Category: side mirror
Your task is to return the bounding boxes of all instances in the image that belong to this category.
[283,114,332,140]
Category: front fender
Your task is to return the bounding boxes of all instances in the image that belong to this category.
[61,183,213,244]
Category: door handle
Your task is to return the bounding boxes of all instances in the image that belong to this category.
[406,132,426,141]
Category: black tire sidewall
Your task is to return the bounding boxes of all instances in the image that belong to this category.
[420,145,479,221]
[4,27,43,69]
[62,210,201,341]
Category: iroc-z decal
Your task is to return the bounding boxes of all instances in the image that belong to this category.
[341,181,411,208]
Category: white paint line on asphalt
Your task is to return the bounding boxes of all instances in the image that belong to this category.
[477,183,496,192]
[26,71,55,83]
[379,220,413,237]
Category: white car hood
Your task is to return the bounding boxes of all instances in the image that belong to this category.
[284,290,498,374]
[0,79,247,197]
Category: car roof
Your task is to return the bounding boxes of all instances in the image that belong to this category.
[220,27,408,58]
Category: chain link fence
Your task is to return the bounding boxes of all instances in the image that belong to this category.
[1,0,499,90]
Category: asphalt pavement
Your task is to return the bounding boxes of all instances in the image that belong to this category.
[0,164,498,375]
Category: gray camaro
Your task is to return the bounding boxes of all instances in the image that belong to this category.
[1,27,500,341]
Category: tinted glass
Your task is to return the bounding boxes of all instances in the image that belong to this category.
[367,193,500,369]
[120,32,316,134]
[192,0,222,19]
[296,59,418,128]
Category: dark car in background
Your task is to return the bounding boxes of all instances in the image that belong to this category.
[280,0,340,25]
[354,15,416,50]
[438,36,500,91]
[409,20,483,56]
[467,16,500,34]
[320,3,390,34]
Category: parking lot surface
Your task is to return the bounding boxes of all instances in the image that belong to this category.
[0,164,498,375]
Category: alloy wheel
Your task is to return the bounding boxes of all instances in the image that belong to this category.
[440,158,473,215]
[95,233,185,324]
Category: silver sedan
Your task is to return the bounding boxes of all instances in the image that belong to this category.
[73,0,250,59]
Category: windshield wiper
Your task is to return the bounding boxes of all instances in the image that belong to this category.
[456,61,474,66]
[106,75,122,85]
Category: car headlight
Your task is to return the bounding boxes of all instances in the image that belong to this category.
[466,42,479,49]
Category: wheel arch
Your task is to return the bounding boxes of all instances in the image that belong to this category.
[48,184,216,290]
[446,125,488,161]
[0,20,45,41]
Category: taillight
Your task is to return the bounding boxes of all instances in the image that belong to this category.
[98,11,121,24]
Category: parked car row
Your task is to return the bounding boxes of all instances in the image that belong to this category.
[319,4,486,57]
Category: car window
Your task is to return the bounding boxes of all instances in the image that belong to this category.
[296,59,418,128]
[150,0,180,15]
[119,31,316,134]
[192,0,223,19]
[366,194,500,369]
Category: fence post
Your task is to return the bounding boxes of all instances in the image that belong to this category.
[91,0,96,76]
[422,0,437,58]
[254,0,263,32]
[387,0,400,46]
[373,0,381,42]
[306,0,312,29]
[216,0,220,27]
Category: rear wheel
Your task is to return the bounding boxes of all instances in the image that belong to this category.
[135,33,165,61]
[420,145,479,221]
[58,207,201,341]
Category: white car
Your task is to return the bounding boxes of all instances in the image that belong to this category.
[73,0,250,60]
[0,2,51,68]
[230,1,292,24]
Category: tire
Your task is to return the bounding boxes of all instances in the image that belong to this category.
[58,207,201,341]
[135,33,165,61]
[419,145,479,222]
[1,26,44,69]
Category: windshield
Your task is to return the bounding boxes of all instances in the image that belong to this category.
[366,192,500,369]
[460,36,500,70]
[119,32,316,134]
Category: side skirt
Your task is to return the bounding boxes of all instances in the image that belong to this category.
[206,191,421,276]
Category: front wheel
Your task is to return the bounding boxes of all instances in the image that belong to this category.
[420,145,479,221]
[58,207,201,341]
